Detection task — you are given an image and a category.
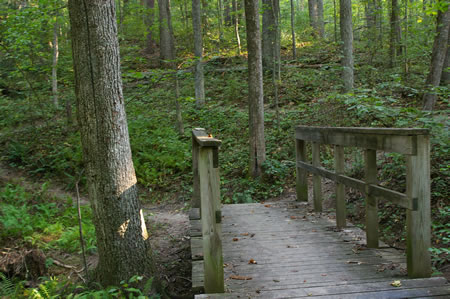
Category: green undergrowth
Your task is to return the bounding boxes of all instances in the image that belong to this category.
[0,42,448,273]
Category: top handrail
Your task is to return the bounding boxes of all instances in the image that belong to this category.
[295,126,429,154]
[192,128,221,147]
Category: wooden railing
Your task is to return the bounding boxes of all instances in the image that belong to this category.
[295,126,431,278]
[192,128,224,293]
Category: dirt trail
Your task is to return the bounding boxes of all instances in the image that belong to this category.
[0,162,193,297]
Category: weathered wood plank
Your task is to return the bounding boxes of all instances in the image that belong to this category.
[365,149,379,248]
[199,147,224,293]
[295,139,308,201]
[192,128,222,147]
[296,161,416,210]
[312,142,322,212]
[406,134,432,278]
[334,145,346,228]
[295,126,429,154]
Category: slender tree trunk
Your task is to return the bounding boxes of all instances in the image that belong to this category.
[159,0,175,67]
[52,19,59,108]
[175,73,184,135]
[367,0,378,63]
[422,7,450,110]
[218,0,224,44]
[441,31,449,85]
[340,0,354,91]
[144,0,157,54]
[232,0,242,55]
[308,0,318,36]
[192,0,205,107]
[68,0,151,286]
[244,0,266,178]
[404,0,409,77]
[333,0,338,42]
[291,0,297,59]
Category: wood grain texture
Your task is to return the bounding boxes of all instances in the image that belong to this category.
[295,139,308,201]
[191,201,446,297]
[198,147,224,293]
[365,149,379,248]
[312,142,322,212]
[406,134,432,278]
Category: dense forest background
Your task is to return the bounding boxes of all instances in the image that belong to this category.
[0,0,448,297]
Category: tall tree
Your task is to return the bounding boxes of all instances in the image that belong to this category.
[290,0,297,59]
[159,0,175,67]
[232,0,242,55]
[244,0,266,177]
[51,17,59,108]
[340,0,354,91]
[143,0,157,54]
[308,0,324,37]
[67,0,152,286]
[262,0,279,70]
[192,0,205,107]
[422,4,450,110]
[390,0,402,67]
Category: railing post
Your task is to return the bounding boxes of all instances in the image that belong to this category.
[406,134,431,278]
[364,149,379,248]
[192,129,202,210]
[296,139,308,201]
[312,142,322,212]
[192,129,224,293]
[334,145,346,228]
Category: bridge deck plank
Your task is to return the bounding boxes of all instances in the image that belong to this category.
[191,201,449,298]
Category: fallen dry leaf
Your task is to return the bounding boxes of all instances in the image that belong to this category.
[264,204,271,208]
[391,280,402,287]
[232,238,239,242]
[230,275,252,280]
[240,233,249,236]
[290,216,297,219]
[248,259,257,264]
[347,261,364,265]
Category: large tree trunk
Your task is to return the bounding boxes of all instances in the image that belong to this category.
[244,0,266,177]
[308,0,324,37]
[422,7,450,110]
[389,0,402,67]
[340,0,354,92]
[51,19,59,108]
[192,0,205,107]
[67,0,151,286]
[143,0,157,54]
[262,0,279,70]
[159,0,175,67]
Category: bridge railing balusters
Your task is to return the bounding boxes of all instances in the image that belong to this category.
[295,126,431,278]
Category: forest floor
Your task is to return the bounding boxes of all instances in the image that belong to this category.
[0,161,194,297]
[1,162,449,298]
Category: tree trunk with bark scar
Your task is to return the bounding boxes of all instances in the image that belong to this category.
[192,0,205,107]
[68,0,152,286]
[340,0,354,92]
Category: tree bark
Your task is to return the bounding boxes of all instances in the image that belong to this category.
[232,0,242,55]
[441,30,449,85]
[262,0,279,70]
[423,7,450,110]
[308,0,324,37]
[67,0,151,286]
[143,0,157,54]
[244,0,266,177]
[51,19,59,108]
[291,0,297,59]
[159,0,175,67]
[340,0,354,92]
[390,0,402,67]
[192,0,205,107]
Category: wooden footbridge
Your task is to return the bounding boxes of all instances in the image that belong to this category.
[189,127,450,298]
